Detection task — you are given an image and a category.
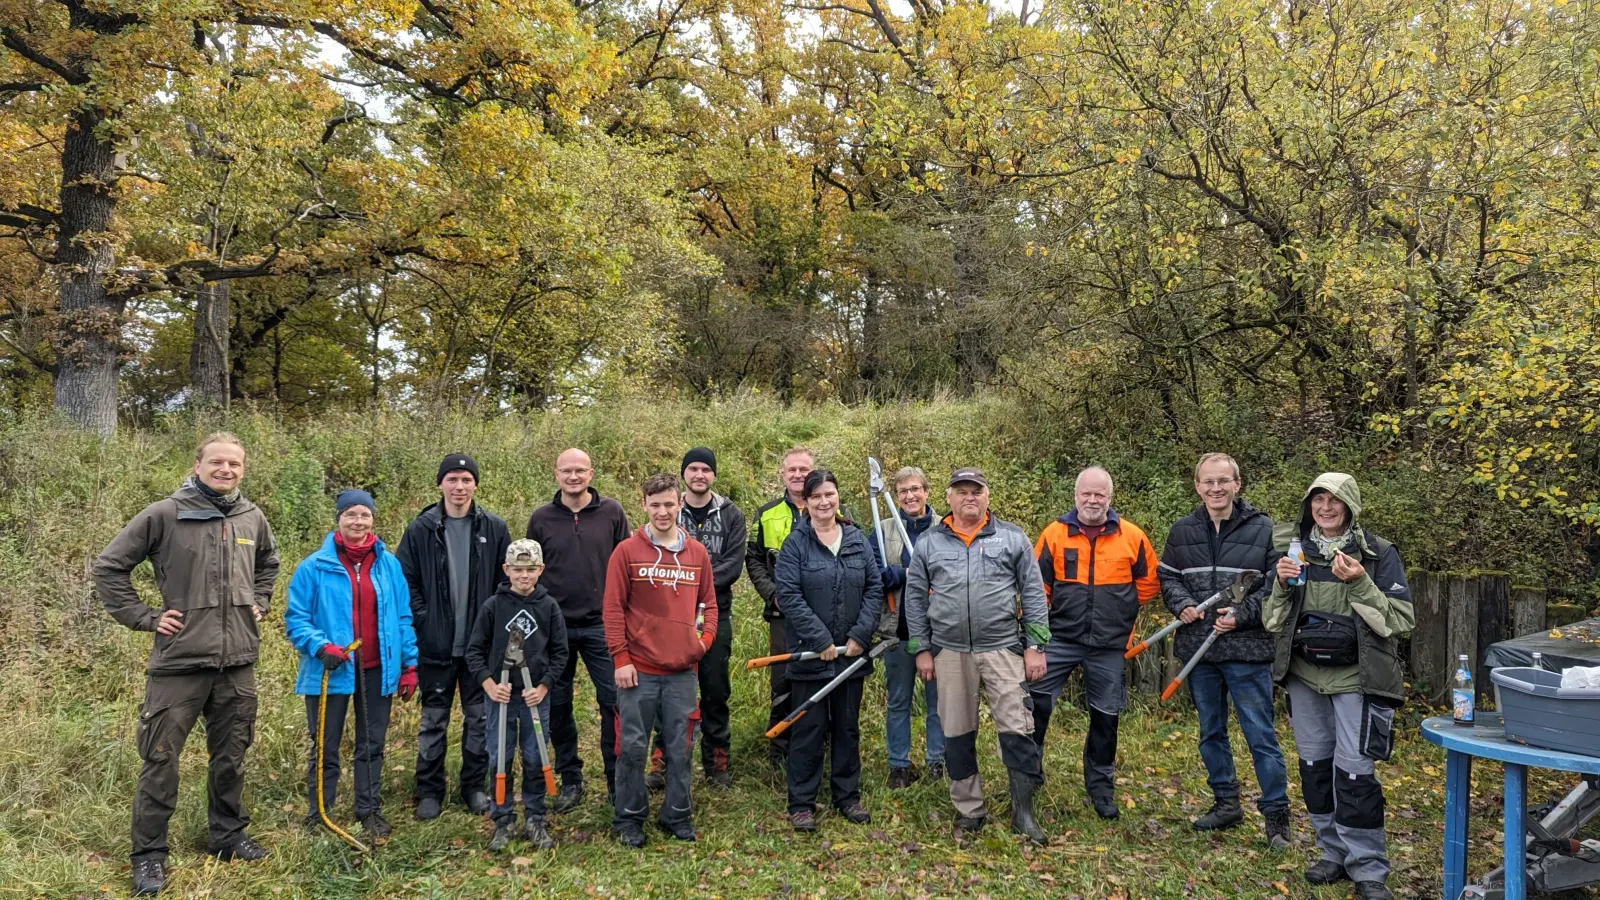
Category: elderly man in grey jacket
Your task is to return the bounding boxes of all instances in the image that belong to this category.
[904,467,1052,843]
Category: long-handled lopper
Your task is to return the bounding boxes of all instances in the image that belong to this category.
[766,640,894,739]
[866,457,897,614]
[868,457,916,560]
[507,629,557,797]
[1157,576,1258,701]
[746,646,847,671]
[316,638,370,854]
[1125,572,1260,660]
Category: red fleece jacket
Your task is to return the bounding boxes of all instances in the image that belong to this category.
[602,527,717,675]
[335,531,381,669]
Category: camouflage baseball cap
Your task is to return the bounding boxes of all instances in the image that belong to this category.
[505,538,544,567]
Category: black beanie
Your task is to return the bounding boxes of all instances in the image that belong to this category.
[682,447,717,475]
[437,453,480,485]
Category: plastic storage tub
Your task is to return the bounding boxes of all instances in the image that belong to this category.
[1489,667,1600,757]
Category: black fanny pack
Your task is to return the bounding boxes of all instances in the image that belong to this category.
[1292,612,1360,667]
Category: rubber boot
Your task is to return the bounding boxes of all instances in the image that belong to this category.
[1008,769,1046,844]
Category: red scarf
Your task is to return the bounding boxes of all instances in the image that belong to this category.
[335,531,381,669]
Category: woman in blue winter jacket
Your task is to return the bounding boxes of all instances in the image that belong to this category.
[285,490,418,838]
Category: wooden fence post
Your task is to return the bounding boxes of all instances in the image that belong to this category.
[1409,571,1450,705]
[1477,573,1509,705]
[1511,586,1547,638]
[1446,574,1479,704]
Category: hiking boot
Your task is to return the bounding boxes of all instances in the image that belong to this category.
[657,819,697,841]
[706,748,733,789]
[210,835,269,862]
[887,766,918,789]
[488,825,512,851]
[1264,809,1292,849]
[466,791,490,815]
[415,796,443,820]
[1008,769,1046,844]
[839,802,871,824]
[550,782,584,814]
[1090,794,1120,820]
[954,814,986,837]
[614,822,647,848]
[1354,880,1394,900]
[131,859,166,896]
[303,812,324,832]
[790,809,817,832]
[359,811,391,838]
[1305,860,1350,884]
[1192,796,1244,831]
[646,747,667,791]
[525,821,555,849]
[927,762,946,781]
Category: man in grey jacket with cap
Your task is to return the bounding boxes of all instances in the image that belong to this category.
[904,467,1052,843]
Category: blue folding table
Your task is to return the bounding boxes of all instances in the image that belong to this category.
[1423,713,1600,900]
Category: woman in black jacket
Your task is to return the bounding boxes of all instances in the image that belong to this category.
[774,470,884,832]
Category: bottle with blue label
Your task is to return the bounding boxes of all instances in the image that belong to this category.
[1286,538,1307,586]
[1452,654,1475,727]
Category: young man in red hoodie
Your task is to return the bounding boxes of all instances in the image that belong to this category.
[604,473,718,848]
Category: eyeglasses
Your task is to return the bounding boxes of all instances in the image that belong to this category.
[896,485,927,495]
[1198,479,1236,488]
[557,467,592,476]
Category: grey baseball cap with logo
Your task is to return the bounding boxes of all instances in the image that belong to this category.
[948,467,988,488]
[505,538,544,567]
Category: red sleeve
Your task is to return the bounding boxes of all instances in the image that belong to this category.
[603,543,633,669]
[698,546,717,650]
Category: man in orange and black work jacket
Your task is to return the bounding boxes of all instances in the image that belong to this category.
[1030,466,1160,820]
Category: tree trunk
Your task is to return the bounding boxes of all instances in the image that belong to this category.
[190,281,230,406]
[51,104,122,436]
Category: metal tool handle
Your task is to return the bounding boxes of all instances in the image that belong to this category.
[1161,628,1222,702]
[520,665,557,796]
[746,646,847,670]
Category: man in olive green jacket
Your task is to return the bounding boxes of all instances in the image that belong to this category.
[93,433,280,896]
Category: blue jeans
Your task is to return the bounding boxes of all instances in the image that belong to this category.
[1188,660,1289,814]
[486,694,553,825]
[884,646,943,769]
[550,624,617,790]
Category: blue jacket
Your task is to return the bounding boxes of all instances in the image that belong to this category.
[774,516,884,681]
[286,532,418,696]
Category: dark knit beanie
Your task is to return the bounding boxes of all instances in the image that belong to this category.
[335,489,376,519]
[681,447,717,475]
[437,453,480,485]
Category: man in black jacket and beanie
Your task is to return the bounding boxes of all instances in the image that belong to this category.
[399,454,512,820]
[1158,452,1290,848]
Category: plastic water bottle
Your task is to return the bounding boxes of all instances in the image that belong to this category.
[1453,654,1475,727]
[1286,538,1307,586]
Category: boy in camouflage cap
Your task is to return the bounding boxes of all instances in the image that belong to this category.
[465,538,569,850]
